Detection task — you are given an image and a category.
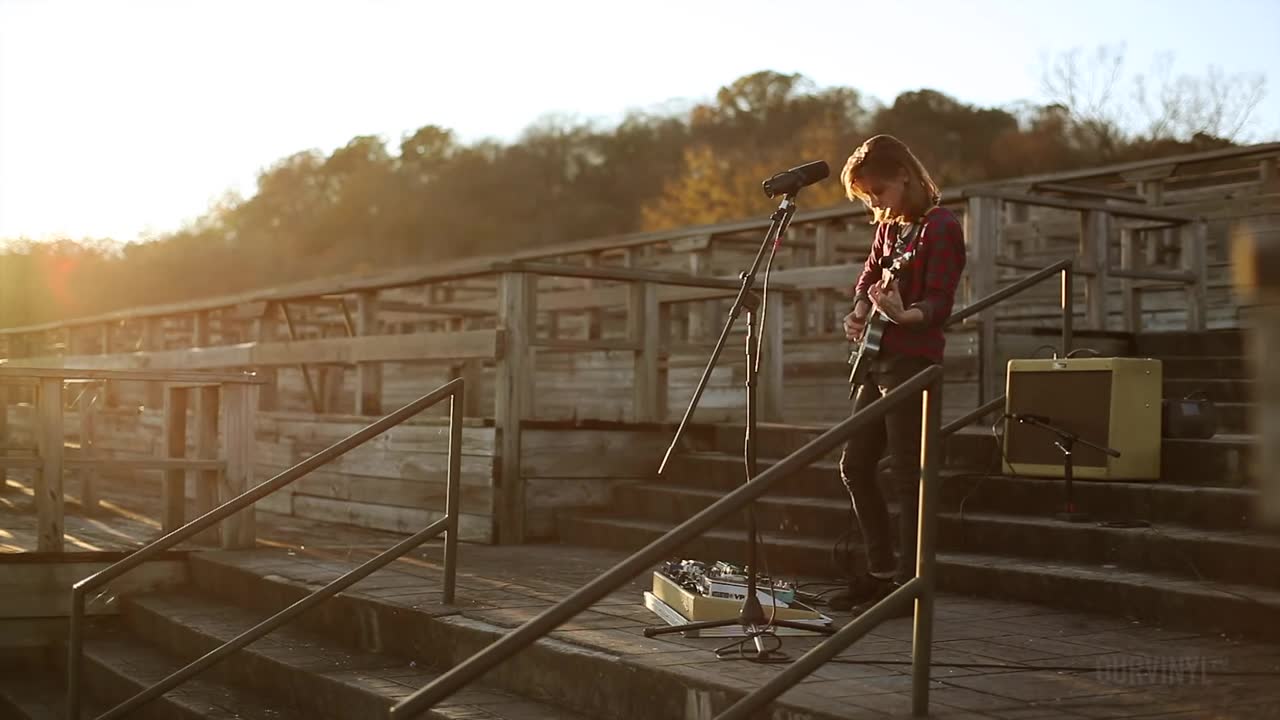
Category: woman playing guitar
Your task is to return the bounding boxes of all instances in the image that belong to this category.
[829,135,966,613]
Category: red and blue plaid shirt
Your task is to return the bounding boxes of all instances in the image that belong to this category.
[852,206,966,363]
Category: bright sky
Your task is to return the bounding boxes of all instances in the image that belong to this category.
[1,0,1278,242]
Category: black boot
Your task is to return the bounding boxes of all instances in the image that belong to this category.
[826,574,894,612]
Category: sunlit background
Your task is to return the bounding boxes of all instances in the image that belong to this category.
[2,0,1277,243]
[0,0,1277,328]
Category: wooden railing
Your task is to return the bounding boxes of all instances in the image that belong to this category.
[0,368,266,551]
[1,142,1274,368]
[0,143,1275,546]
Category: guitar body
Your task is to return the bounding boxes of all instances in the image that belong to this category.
[847,312,887,392]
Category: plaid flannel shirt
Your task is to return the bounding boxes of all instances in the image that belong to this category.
[852,206,967,363]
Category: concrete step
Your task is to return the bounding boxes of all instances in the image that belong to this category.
[185,553,860,720]
[708,423,1258,487]
[919,428,1256,487]
[79,624,299,720]
[667,452,1259,527]
[0,672,108,719]
[122,589,585,720]
[600,482,1280,590]
[556,513,1280,642]
[1135,329,1245,357]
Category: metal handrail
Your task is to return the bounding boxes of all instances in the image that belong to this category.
[947,256,1074,349]
[67,377,466,720]
[718,261,1078,718]
[864,258,1075,476]
[389,365,946,719]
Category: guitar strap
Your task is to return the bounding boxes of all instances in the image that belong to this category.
[881,219,924,270]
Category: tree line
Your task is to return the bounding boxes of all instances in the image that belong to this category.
[0,55,1267,329]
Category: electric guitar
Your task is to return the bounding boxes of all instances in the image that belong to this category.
[846,227,922,397]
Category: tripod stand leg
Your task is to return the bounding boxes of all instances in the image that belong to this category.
[1054,442,1091,522]
[643,618,748,638]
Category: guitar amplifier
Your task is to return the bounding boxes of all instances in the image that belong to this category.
[1002,357,1162,480]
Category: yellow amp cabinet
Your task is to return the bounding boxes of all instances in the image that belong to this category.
[1002,357,1163,481]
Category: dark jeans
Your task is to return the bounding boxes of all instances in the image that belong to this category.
[838,354,933,584]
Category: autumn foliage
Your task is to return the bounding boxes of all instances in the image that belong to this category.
[0,70,1252,328]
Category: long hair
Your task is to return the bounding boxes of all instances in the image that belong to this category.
[840,135,940,224]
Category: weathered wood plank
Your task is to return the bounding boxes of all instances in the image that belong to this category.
[194,386,220,544]
[161,386,188,533]
[0,367,265,384]
[291,495,492,543]
[219,383,256,549]
[520,428,669,479]
[495,272,532,543]
[34,378,63,552]
[966,196,1002,404]
[284,469,493,515]
[77,386,99,515]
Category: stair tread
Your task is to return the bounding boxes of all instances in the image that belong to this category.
[83,629,299,720]
[563,512,1280,610]
[593,485,1280,550]
[0,672,107,719]
[128,589,591,719]
[940,550,1280,608]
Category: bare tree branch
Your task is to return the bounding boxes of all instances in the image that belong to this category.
[1043,44,1269,143]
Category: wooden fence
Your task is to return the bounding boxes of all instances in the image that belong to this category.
[1,142,1277,543]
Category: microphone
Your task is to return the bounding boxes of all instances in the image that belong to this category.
[762,160,829,198]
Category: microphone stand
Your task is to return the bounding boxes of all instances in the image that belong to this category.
[1013,415,1121,523]
[644,192,834,654]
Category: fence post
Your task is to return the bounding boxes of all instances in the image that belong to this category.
[35,377,64,552]
[1120,228,1142,333]
[759,289,785,422]
[1183,220,1209,331]
[965,196,1002,404]
[162,386,189,533]
[0,384,8,492]
[219,383,257,549]
[630,282,661,423]
[1230,215,1279,526]
[1080,209,1112,330]
[495,272,533,544]
[356,290,383,415]
[78,385,99,516]
[195,386,221,545]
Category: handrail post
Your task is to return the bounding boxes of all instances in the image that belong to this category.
[67,586,85,720]
[388,367,942,720]
[911,372,944,717]
[66,378,463,720]
[1061,263,1074,357]
[443,387,462,604]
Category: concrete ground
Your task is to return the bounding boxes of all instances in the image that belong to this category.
[5,474,1280,718]
[209,539,1280,720]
